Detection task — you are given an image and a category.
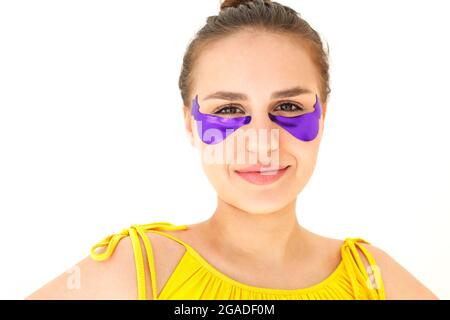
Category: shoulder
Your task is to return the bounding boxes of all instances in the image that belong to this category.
[354,241,439,300]
[26,225,186,300]
[26,236,137,299]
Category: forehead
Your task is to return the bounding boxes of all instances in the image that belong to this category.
[193,30,319,99]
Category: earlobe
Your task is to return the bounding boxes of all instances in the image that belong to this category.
[322,103,327,122]
[187,132,195,147]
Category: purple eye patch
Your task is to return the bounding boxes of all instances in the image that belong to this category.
[191,95,251,145]
[268,94,321,142]
[191,94,321,145]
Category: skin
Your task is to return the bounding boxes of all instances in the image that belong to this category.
[27,29,439,300]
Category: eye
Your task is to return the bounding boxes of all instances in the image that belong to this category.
[273,102,304,112]
[213,105,245,116]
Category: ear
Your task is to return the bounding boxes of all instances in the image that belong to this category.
[321,102,327,123]
[183,106,195,148]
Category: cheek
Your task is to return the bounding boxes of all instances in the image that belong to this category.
[190,119,202,149]
[280,120,323,178]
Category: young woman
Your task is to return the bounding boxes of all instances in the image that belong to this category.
[27,0,438,300]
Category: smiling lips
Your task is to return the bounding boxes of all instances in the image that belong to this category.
[234,165,290,185]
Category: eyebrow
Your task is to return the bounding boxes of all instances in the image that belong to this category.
[203,86,313,101]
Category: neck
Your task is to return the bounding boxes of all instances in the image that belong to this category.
[203,196,307,266]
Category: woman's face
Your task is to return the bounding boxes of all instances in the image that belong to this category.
[184,30,327,214]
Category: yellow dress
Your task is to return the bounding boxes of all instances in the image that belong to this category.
[90,222,386,300]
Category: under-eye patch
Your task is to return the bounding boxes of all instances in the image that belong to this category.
[191,94,251,145]
[268,94,321,142]
[191,93,321,145]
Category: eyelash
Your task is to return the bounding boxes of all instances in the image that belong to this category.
[214,102,304,115]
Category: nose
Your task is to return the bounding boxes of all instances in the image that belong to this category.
[242,112,280,160]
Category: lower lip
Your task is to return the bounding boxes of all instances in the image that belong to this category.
[234,166,290,185]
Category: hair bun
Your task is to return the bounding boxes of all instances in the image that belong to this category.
[220,0,268,11]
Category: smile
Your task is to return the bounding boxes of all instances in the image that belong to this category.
[234,165,290,185]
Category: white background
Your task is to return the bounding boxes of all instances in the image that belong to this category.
[0,0,449,299]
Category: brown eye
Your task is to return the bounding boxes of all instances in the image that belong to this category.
[214,105,245,115]
[273,102,304,112]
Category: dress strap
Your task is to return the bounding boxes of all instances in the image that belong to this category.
[90,222,188,300]
[340,237,386,300]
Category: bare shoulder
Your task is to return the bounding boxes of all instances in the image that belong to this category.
[26,230,187,300]
[356,242,439,300]
[26,236,138,299]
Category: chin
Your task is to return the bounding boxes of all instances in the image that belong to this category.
[232,196,291,215]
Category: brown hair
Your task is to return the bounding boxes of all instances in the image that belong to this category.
[178,0,330,111]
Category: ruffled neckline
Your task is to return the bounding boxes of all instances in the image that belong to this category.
[158,225,346,295]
